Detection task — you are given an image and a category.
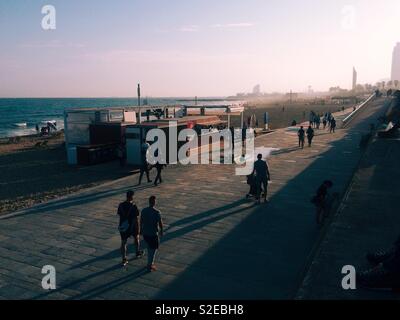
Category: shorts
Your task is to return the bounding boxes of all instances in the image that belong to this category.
[120,226,139,241]
[143,235,160,250]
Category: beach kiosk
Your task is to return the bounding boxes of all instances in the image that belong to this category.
[125,115,227,166]
[64,106,181,165]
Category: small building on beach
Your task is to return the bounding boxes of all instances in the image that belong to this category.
[64,104,244,166]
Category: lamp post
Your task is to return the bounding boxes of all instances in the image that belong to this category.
[137,83,141,124]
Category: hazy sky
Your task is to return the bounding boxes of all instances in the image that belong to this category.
[0,0,399,97]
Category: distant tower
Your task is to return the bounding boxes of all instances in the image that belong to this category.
[253,84,261,95]
[137,83,141,106]
[391,43,400,82]
[352,67,357,91]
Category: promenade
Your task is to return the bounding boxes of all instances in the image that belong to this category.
[0,98,386,300]
[298,99,400,300]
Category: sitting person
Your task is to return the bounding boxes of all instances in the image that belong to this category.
[358,235,400,290]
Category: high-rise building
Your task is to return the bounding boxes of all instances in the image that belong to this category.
[352,67,357,90]
[391,43,400,82]
[252,84,261,95]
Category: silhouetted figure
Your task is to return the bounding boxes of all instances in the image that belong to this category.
[138,139,152,184]
[312,180,333,225]
[323,118,327,129]
[154,162,166,186]
[141,196,164,272]
[117,190,144,266]
[252,154,271,204]
[330,118,337,133]
[298,126,305,149]
[358,235,400,290]
[306,126,315,147]
[117,144,126,167]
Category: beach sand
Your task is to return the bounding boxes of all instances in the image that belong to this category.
[0,101,353,216]
[0,132,130,215]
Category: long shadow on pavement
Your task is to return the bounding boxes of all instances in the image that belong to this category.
[153,99,388,300]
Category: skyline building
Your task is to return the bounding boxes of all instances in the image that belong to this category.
[253,84,261,95]
[352,67,357,90]
[391,42,400,81]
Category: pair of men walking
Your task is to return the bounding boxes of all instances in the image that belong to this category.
[138,139,166,186]
[117,191,164,272]
[298,126,315,148]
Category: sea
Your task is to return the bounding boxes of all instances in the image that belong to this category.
[0,98,236,138]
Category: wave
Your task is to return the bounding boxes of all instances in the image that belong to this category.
[12,122,28,127]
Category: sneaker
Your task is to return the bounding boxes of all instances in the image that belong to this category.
[122,258,128,266]
[366,249,394,266]
[150,264,157,271]
[358,264,400,291]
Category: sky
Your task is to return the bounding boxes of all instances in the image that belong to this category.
[0,0,399,98]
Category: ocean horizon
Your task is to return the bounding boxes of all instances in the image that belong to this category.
[0,97,235,138]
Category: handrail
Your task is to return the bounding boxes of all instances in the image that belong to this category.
[342,93,375,125]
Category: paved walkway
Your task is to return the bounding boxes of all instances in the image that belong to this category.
[0,98,386,300]
[297,98,400,300]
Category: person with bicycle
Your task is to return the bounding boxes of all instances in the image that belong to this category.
[312,180,333,225]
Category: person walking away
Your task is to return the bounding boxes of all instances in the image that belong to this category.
[311,180,333,225]
[117,144,126,167]
[298,126,305,149]
[323,117,327,130]
[246,172,257,199]
[316,115,321,129]
[138,139,152,184]
[309,112,314,128]
[117,190,144,266]
[154,162,166,186]
[306,126,315,147]
[252,154,271,204]
[330,118,337,133]
[141,196,164,271]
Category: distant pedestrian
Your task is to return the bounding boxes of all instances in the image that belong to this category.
[298,126,305,149]
[138,139,152,184]
[309,112,314,128]
[306,126,315,147]
[117,190,144,266]
[252,154,271,204]
[311,180,333,225]
[141,196,164,272]
[330,118,337,133]
[117,144,126,167]
[323,118,327,129]
[315,115,321,129]
[35,123,39,133]
[154,162,166,186]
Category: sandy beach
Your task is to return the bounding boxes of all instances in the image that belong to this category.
[0,101,353,216]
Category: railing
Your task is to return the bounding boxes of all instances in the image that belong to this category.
[341,93,375,126]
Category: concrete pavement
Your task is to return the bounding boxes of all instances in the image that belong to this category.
[0,98,387,299]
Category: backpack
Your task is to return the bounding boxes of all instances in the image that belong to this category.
[118,203,132,233]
